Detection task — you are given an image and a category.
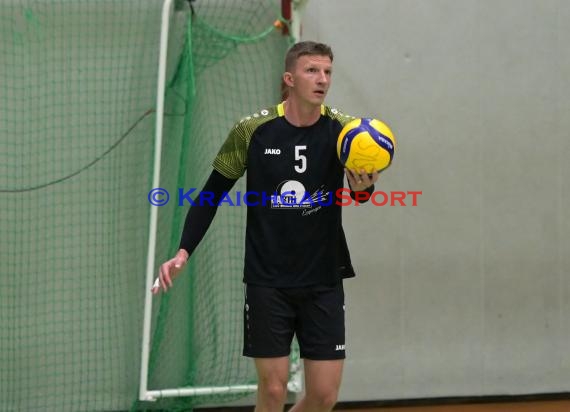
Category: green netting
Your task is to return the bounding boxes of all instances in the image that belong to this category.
[0,1,292,411]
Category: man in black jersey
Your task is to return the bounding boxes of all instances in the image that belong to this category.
[153,41,379,412]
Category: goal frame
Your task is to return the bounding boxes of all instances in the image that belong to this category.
[138,0,309,403]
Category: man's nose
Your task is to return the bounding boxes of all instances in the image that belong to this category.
[317,71,329,84]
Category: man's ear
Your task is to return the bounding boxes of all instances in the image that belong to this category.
[283,72,294,88]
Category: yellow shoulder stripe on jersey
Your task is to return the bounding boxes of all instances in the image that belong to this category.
[277,102,326,116]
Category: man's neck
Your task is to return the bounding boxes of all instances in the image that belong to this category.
[283,99,322,127]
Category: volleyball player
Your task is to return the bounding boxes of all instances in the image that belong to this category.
[154,41,379,412]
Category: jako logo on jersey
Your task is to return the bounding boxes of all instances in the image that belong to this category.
[264,148,281,155]
[335,344,345,351]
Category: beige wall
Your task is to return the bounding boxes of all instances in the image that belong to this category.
[303,0,570,402]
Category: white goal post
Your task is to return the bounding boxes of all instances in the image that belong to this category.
[138,0,309,402]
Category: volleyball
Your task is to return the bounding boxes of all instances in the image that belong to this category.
[337,118,396,173]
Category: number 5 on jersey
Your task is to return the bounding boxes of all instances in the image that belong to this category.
[294,145,307,173]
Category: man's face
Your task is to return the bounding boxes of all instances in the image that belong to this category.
[287,54,332,106]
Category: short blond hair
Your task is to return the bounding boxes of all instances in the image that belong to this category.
[285,41,334,71]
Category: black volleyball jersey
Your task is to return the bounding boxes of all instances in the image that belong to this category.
[213,103,357,287]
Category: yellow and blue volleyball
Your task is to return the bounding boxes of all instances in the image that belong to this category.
[337,117,396,173]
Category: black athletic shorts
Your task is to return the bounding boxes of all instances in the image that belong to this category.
[243,282,345,360]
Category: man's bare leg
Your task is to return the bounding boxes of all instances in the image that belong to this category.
[289,359,344,412]
[254,357,290,412]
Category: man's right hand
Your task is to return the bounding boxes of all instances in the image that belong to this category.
[151,249,189,295]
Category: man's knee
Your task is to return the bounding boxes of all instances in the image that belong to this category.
[306,388,338,410]
[259,381,288,404]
